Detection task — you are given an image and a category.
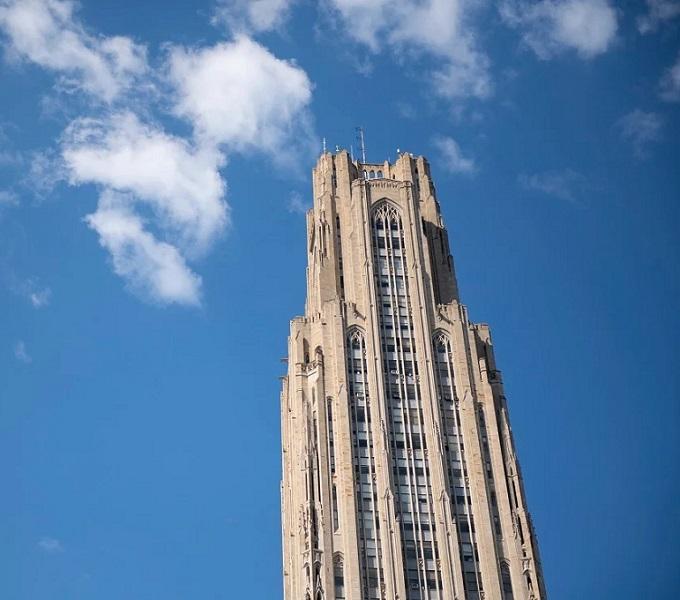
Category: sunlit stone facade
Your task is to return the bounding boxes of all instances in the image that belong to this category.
[281,150,546,600]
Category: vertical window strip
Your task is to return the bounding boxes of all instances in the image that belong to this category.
[327,398,336,476]
[347,330,385,599]
[432,334,483,600]
[334,555,346,600]
[477,406,513,599]
[372,204,442,600]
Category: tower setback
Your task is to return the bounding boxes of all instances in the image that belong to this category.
[281,151,546,600]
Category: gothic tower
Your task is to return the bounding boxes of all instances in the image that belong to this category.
[280,150,546,600]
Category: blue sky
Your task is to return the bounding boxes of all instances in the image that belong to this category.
[0,0,679,598]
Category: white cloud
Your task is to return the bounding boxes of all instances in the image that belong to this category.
[212,0,296,33]
[660,53,680,102]
[62,112,227,255]
[14,340,31,363]
[168,37,315,164]
[432,135,476,174]
[617,110,662,158]
[1,4,318,307]
[637,0,680,33]
[518,169,587,202]
[500,0,618,59]
[85,192,202,306]
[60,113,228,305]
[37,537,63,553]
[326,0,491,100]
[287,190,309,214]
[0,0,148,102]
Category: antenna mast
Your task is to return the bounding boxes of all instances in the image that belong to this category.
[356,126,367,164]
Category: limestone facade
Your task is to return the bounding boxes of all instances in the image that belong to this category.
[281,151,546,600]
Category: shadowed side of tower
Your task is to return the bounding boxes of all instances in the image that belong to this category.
[281,151,546,600]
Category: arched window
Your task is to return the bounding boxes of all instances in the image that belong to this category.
[433,331,483,598]
[501,561,514,599]
[369,169,375,178]
[334,553,346,600]
[377,170,383,178]
[371,202,443,597]
[346,328,384,598]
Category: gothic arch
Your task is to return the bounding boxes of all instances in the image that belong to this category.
[346,325,366,346]
[433,329,451,348]
[371,199,402,223]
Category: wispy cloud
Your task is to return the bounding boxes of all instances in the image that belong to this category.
[617,110,662,158]
[26,150,68,198]
[12,277,52,307]
[500,0,618,59]
[0,0,148,102]
[287,191,309,214]
[212,0,297,34]
[325,0,492,102]
[518,169,588,203]
[637,0,680,34]
[62,113,228,256]
[14,340,31,363]
[432,135,476,174]
[660,53,680,102]
[37,537,63,553]
[85,192,203,306]
[29,286,51,307]
[0,189,19,208]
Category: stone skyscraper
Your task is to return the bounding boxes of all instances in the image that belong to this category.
[280,150,546,600]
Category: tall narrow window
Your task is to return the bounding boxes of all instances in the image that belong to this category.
[332,484,339,532]
[477,404,505,547]
[327,397,336,476]
[346,328,384,599]
[432,332,483,600]
[334,554,346,600]
[501,561,514,599]
[372,202,442,600]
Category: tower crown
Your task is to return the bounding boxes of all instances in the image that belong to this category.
[281,150,546,600]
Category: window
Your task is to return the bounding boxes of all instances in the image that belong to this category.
[501,561,514,599]
[346,328,384,596]
[372,201,442,594]
[334,555,346,599]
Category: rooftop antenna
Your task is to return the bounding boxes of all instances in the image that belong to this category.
[322,137,327,153]
[356,126,366,164]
